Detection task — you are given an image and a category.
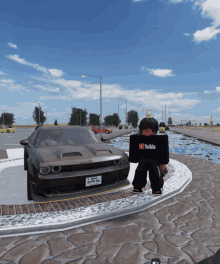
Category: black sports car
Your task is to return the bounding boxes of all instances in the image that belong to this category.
[20,126,130,201]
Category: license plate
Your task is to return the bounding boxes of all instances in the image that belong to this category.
[86,176,102,187]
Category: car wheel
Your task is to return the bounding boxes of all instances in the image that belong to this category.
[105,131,110,134]
[27,169,33,201]
[7,130,10,133]
[24,149,28,170]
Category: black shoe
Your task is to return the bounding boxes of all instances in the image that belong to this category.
[133,188,143,193]
[152,190,162,195]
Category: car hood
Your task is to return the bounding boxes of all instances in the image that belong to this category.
[36,143,127,166]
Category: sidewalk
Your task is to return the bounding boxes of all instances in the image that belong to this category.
[170,127,220,146]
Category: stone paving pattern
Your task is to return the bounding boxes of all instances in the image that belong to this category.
[0,128,220,263]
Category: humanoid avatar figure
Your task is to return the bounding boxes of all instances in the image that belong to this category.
[132,117,168,195]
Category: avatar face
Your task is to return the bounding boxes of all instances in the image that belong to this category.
[142,129,156,136]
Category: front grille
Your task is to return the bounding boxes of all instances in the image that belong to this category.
[60,160,118,172]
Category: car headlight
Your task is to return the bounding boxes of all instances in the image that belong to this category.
[40,167,50,175]
[121,157,128,164]
[113,157,129,165]
[52,166,62,173]
[114,159,120,165]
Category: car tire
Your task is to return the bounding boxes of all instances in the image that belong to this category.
[24,149,28,171]
[7,130,10,133]
[27,169,33,201]
[105,131,110,134]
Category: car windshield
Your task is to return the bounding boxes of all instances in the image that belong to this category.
[35,128,102,147]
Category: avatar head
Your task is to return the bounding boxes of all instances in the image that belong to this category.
[159,122,165,127]
[139,117,159,135]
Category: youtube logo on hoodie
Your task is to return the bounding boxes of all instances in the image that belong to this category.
[139,143,156,149]
[139,143,144,149]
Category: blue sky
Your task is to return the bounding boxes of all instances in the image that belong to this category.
[1,0,220,125]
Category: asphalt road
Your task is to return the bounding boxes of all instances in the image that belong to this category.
[0,127,133,150]
[0,127,35,150]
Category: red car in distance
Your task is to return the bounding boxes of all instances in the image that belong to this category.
[92,126,113,134]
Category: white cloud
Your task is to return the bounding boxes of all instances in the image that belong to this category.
[48,69,64,78]
[146,68,175,78]
[50,88,60,92]
[204,87,220,94]
[6,54,48,73]
[33,84,61,93]
[8,42,18,49]
[169,0,184,3]
[204,90,212,94]
[164,0,220,43]
[53,78,81,88]
[193,26,220,43]
[0,78,26,91]
[0,71,6,75]
[0,78,14,84]
[183,33,190,36]
[6,54,64,79]
[193,0,220,42]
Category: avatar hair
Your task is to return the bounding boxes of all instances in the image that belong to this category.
[159,122,165,127]
[139,117,159,134]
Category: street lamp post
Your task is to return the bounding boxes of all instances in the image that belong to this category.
[39,103,40,125]
[118,104,120,126]
[27,115,29,125]
[82,75,102,139]
[117,99,127,127]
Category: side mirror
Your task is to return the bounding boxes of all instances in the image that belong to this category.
[20,140,31,147]
[101,137,106,142]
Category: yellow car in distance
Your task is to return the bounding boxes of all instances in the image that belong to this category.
[0,125,16,133]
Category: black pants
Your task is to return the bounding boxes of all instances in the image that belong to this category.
[132,158,164,191]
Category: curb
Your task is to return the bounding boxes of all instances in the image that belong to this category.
[0,158,192,238]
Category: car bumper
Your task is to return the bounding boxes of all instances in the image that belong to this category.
[36,164,130,192]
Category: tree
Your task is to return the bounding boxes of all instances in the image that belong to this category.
[0,113,15,126]
[88,113,100,126]
[103,113,121,127]
[126,110,139,128]
[69,107,88,126]
[54,119,58,125]
[32,107,46,125]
